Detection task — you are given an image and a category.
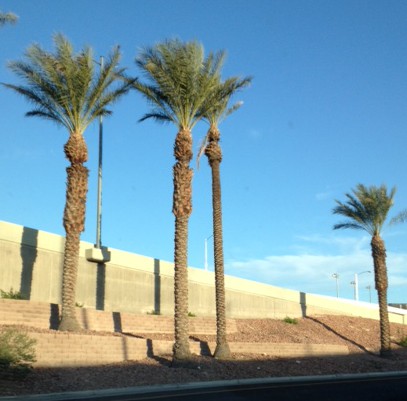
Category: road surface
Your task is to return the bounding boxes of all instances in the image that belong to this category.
[2,372,407,401]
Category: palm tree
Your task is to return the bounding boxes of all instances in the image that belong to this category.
[134,39,223,361]
[198,77,251,359]
[4,34,132,331]
[333,184,395,356]
[0,10,18,26]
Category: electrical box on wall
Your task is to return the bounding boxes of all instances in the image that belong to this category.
[85,246,111,263]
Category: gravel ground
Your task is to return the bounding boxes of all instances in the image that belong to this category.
[2,315,407,397]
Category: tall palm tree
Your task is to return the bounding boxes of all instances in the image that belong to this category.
[198,77,251,359]
[333,184,395,356]
[0,10,18,26]
[4,34,132,331]
[134,39,223,361]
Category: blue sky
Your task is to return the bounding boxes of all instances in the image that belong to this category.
[1,0,407,303]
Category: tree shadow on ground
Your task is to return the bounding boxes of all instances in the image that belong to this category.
[189,336,212,356]
[146,338,173,366]
[304,316,374,354]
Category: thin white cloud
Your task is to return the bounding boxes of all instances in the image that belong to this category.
[226,234,407,300]
[248,129,262,139]
[315,191,332,201]
[293,234,371,255]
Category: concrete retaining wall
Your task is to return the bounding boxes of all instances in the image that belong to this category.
[0,299,349,367]
[1,221,406,323]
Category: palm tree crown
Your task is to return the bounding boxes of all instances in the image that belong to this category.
[135,39,224,130]
[204,77,251,124]
[198,76,252,162]
[4,34,131,136]
[333,184,396,236]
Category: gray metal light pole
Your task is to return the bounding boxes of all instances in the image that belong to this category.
[350,280,356,300]
[354,270,371,301]
[332,273,340,297]
[95,56,104,250]
[366,285,372,303]
[204,234,213,271]
[85,56,110,263]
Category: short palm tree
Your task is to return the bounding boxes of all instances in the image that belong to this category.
[333,184,395,356]
[4,34,132,331]
[134,39,223,361]
[0,10,18,26]
[198,77,251,359]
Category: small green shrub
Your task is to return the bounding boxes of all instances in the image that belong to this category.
[283,316,298,325]
[146,310,161,315]
[188,312,196,317]
[0,328,36,378]
[398,336,407,347]
[0,288,25,300]
[75,302,84,308]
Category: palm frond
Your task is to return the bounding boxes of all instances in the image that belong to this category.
[333,222,366,231]
[390,209,407,225]
[138,112,172,124]
[0,10,18,26]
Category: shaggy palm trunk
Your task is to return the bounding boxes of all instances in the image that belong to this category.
[205,127,231,359]
[58,133,88,332]
[172,129,193,360]
[371,235,391,356]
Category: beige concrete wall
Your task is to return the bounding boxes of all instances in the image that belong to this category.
[1,220,406,323]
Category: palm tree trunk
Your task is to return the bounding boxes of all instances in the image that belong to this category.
[172,129,193,361]
[205,127,231,359]
[59,134,88,331]
[173,215,191,360]
[211,160,231,359]
[59,229,81,331]
[371,235,391,356]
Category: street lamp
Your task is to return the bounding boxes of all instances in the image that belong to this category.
[332,273,340,297]
[350,280,356,300]
[366,285,372,303]
[353,270,371,301]
[204,234,213,271]
[85,56,110,263]
[95,56,104,250]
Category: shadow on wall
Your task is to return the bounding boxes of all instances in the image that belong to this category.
[300,292,307,317]
[113,311,122,333]
[50,303,60,330]
[20,226,38,300]
[154,258,161,314]
[96,262,106,310]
